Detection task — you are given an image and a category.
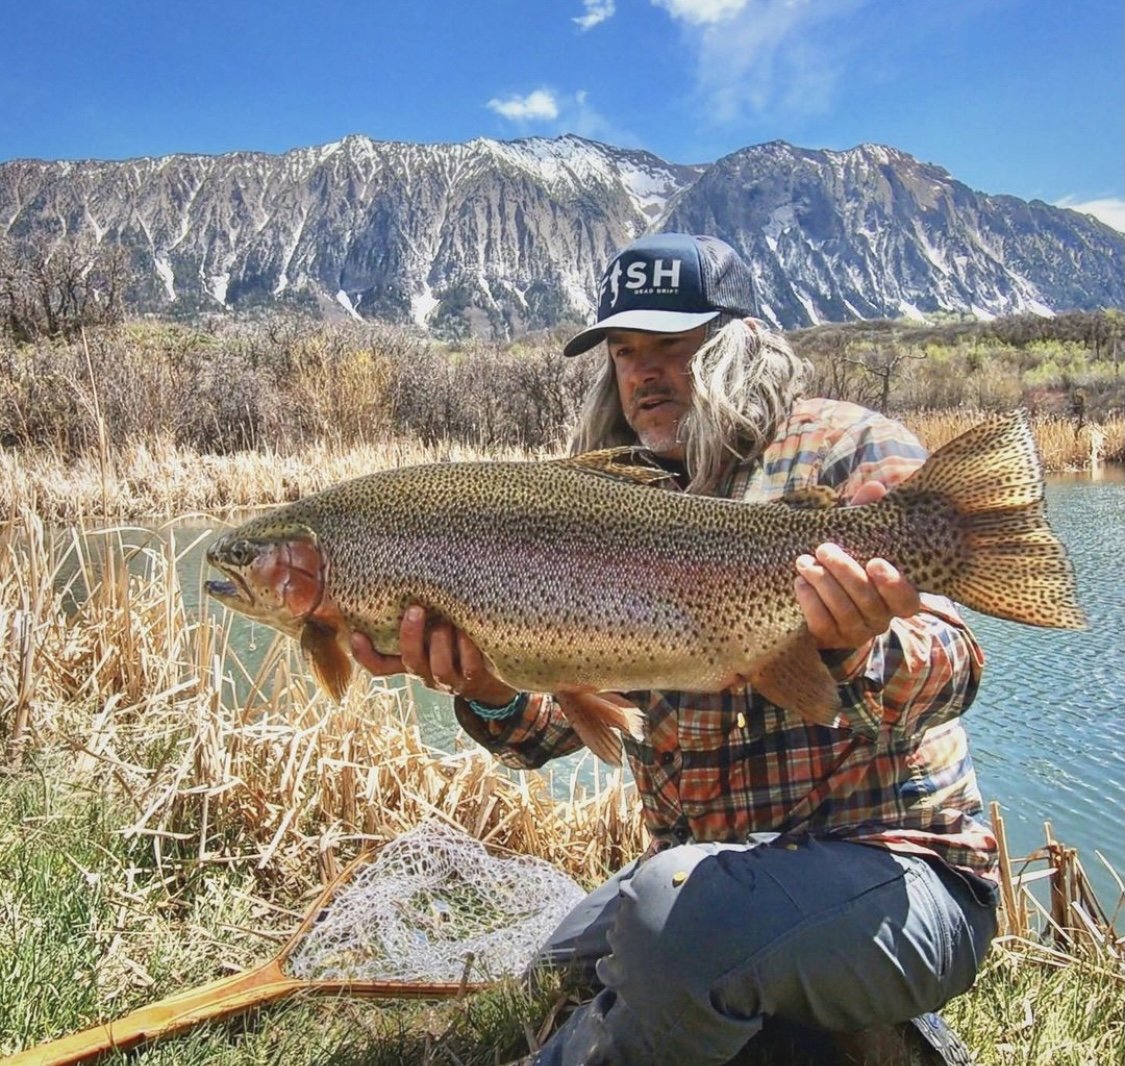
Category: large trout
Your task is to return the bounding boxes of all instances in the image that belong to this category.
[206,411,1085,764]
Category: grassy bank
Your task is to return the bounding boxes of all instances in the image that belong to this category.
[3,767,1121,1065]
[3,310,1124,1060]
[1,501,1122,1062]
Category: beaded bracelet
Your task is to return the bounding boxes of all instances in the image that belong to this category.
[466,692,528,720]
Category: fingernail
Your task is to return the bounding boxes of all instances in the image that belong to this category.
[796,555,815,571]
[405,606,423,623]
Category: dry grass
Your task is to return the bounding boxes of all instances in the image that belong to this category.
[0,435,549,524]
[5,411,1119,524]
[903,410,1125,470]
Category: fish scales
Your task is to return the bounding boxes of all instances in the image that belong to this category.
[206,411,1086,764]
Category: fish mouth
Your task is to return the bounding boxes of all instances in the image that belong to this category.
[205,570,254,605]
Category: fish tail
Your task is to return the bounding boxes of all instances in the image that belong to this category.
[556,692,645,767]
[893,411,1086,629]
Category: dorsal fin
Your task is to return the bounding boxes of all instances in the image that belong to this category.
[770,485,841,511]
[555,447,674,487]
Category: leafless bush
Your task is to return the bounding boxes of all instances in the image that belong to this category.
[0,233,127,342]
[387,331,597,450]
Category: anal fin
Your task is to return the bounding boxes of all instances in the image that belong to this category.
[746,625,841,726]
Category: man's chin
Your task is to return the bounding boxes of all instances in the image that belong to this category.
[637,435,685,461]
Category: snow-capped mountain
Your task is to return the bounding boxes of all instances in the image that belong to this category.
[2,134,1120,335]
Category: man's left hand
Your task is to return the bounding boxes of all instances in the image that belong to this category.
[793,481,922,651]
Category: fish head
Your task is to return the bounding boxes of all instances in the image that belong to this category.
[204,522,325,635]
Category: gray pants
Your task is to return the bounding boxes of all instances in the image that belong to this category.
[530,836,997,1066]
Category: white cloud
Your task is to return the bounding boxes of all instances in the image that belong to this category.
[574,1,616,31]
[1055,195,1125,235]
[486,87,643,147]
[651,0,868,123]
[652,0,748,24]
[487,89,560,123]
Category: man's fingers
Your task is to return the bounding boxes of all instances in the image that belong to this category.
[398,606,432,683]
[457,630,485,683]
[866,558,922,617]
[350,631,405,677]
[794,572,839,644]
[428,621,462,691]
[848,480,887,507]
[813,544,891,633]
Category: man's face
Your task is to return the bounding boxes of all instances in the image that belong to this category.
[606,325,707,460]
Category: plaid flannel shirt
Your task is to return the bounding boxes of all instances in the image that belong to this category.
[455,398,998,881]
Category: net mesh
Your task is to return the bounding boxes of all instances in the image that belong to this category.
[288,820,586,984]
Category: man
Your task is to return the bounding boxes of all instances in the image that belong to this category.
[353,234,997,1065]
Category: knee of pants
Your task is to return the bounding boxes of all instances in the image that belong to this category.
[602,846,738,1010]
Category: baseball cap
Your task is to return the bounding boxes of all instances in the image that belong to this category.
[563,233,758,358]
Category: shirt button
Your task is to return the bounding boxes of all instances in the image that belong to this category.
[661,751,675,765]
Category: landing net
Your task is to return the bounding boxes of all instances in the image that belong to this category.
[289,820,586,983]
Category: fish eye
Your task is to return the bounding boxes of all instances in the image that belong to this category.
[227,540,257,567]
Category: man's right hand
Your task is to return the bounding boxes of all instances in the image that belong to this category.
[350,606,519,708]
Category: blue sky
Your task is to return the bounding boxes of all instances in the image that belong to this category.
[3,0,1123,230]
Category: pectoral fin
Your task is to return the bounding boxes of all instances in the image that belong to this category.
[300,618,353,701]
[746,626,841,726]
[556,690,645,767]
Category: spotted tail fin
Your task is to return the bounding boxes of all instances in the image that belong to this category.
[892,411,1086,630]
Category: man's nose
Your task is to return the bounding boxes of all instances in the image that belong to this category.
[630,349,666,380]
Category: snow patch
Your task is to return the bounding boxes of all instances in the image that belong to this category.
[208,273,230,306]
[154,256,176,300]
[756,301,782,330]
[764,204,797,244]
[896,301,928,322]
[794,289,821,325]
[335,290,363,322]
[411,283,439,326]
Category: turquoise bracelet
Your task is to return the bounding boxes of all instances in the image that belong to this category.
[466,692,527,720]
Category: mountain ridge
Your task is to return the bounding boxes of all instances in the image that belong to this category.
[2,133,1121,337]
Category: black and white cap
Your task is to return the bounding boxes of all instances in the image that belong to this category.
[563,233,758,358]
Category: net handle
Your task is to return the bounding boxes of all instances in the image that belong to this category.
[6,958,484,1066]
[6,845,486,1066]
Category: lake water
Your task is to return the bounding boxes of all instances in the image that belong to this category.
[93,472,1125,904]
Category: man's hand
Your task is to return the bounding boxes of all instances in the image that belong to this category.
[350,606,518,707]
[793,480,922,651]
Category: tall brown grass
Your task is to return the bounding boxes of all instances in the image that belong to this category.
[903,410,1125,471]
[5,412,1120,524]
[2,501,1120,1063]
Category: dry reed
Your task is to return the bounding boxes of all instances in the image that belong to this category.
[5,412,1119,524]
[902,410,1125,471]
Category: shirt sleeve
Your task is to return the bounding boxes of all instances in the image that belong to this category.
[453,692,585,768]
[825,594,985,739]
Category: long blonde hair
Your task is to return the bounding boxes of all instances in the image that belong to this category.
[568,319,812,494]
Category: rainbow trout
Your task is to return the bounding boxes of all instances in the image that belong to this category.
[206,411,1085,764]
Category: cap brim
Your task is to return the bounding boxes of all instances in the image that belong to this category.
[563,309,720,357]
